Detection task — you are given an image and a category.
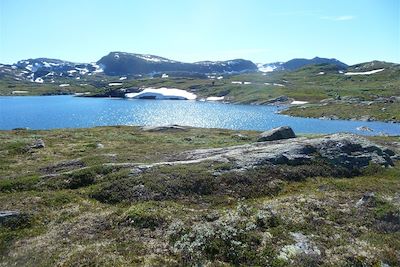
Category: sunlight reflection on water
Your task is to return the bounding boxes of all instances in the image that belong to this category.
[0,96,399,136]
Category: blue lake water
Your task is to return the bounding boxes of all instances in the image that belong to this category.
[0,95,399,135]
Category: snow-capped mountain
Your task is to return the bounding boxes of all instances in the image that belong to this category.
[97,52,258,76]
[3,58,104,83]
[0,53,352,85]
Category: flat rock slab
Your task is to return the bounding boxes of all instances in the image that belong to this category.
[131,134,395,172]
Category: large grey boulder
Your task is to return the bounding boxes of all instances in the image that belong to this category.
[257,126,296,142]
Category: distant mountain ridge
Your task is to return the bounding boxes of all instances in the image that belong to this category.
[2,52,397,86]
[259,57,348,72]
[97,52,258,76]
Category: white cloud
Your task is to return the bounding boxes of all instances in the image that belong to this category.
[321,15,355,21]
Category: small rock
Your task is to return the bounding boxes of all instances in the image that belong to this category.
[183,137,193,142]
[96,143,105,149]
[257,126,296,142]
[31,139,45,149]
[0,211,30,228]
[356,126,373,132]
[233,133,249,140]
[203,211,220,222]
[0,211,20,220]
[355,192,376,207]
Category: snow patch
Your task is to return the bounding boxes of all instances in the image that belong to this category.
[273,83,285,87]
[108,83,123,86]
[161,73,169,78]
[231,81,242,84]
[318,72,325,75]
[258,64,276,73]
[206,96,224,101]
[34,77,44,83]
[76,67,89,75]
[291,100,308,105]
[125,87,197,100]
[42,62,51,68]
[119,76,127,80]
[135,54,175,63]
[59,84,70,87]
[91,63,104,73]
[345,69,384,75]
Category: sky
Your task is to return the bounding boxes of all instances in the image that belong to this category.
[0,0,399,65]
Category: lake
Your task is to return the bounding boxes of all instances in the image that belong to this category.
[0,95,399,135]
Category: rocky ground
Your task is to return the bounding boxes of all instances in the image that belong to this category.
[0,126,399,266]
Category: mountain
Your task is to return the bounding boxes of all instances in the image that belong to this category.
[259,57,348,72]
[0,58,104,83]
[97,52,258,76]
[346,60,399,72]
[0,52,258,84]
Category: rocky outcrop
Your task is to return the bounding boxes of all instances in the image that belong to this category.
[140,125,189,132]
[257,126,296,142]
[0,211,31,228]
[264,95,290,105]
[128,134,395,173]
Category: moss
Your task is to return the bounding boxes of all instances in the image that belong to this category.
[0,175,40,192]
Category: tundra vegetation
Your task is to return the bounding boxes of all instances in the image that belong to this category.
[0,126,399,266]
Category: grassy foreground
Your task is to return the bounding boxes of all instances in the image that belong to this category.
[0,126,399,266]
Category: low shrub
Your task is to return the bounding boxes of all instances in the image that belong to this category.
[124,202,168,229]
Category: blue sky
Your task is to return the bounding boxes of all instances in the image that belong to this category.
[0,0,399,64]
